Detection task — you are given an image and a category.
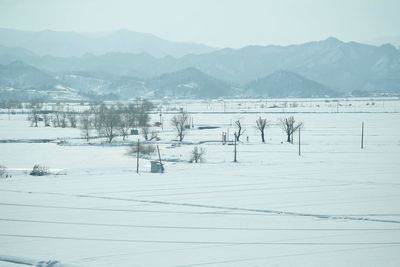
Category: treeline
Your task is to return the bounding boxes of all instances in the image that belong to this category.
[28,100,155,142]
[0,100,24,110]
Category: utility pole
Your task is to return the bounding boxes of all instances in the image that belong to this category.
[234,132,237,162]
[298,127,301,156]
[136,139,140,173]
[361,122,364,149]
[157,145,164,173]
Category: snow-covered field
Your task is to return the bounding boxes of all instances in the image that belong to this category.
[1,99,400,267]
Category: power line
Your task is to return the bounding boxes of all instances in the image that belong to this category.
[171,244,400,267]
[0,202,251,216]
[2,218,400,232]
[1,233,400,246]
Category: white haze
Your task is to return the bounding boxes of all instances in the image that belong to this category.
[0,0,399,48]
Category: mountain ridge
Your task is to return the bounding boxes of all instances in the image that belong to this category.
[0,28,217,58]
[245,70,338,98]
[0,32,399,98]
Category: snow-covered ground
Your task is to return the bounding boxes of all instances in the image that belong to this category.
[1,99,400,267]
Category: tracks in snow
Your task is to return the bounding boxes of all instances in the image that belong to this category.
[1,189,400,224]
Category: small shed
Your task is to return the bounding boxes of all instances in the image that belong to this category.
[151,161,164,173]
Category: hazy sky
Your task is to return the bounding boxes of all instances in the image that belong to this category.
[0,0,399,47]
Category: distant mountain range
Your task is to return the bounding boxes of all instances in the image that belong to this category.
[0,62,237,99]
[0,28,217,58]
[0,28,399,101]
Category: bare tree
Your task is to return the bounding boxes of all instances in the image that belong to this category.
[67,112,77,128]
[126,103,137,128]
[89,103,99,132]
[101,106,120,143]
[28,108,41,127]
[60,111,68,128]
[116,104,131,141]
[43,113,51,127]
[51,104,63,127]
[280,116,303,143]
[171,111,190,142]
[5,101,13,120]
[129,98,153,128]
[256,117,269,143]
[142,127,158,141]
[28,100,43,127]
[190,146,206,163]
[234,119,245,141]
[119,114,131,140]
[92,103,108,136]
[80,110,92,142]
[137,112,150,128]
[136,107,151,127]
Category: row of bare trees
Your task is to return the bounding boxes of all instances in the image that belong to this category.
[170,110,303,143]
[28,100,154,142]
[28,103,79,128]
[29,103,301,143]
[82,101,153,142]
[255,116,303,143]
[254,116,303,143]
